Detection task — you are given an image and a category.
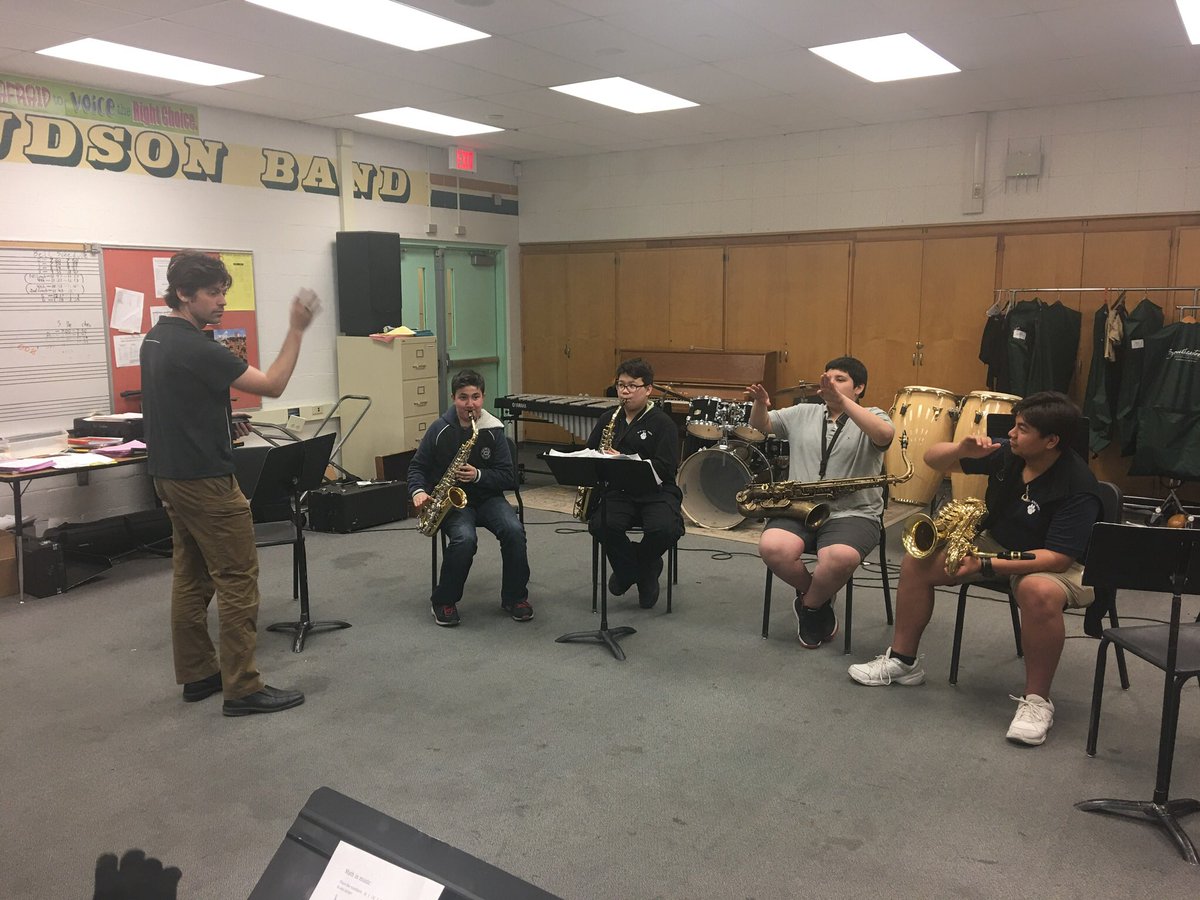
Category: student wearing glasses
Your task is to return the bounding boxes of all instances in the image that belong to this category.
[586,357,684,609]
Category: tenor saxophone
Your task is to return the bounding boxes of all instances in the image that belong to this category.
[417,414,479,537]
[573,401,622,521]
[735,433,914,528]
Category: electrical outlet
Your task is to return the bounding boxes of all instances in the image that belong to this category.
[310,404,324,417]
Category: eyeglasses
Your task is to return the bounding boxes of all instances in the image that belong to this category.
[614,381,647,392]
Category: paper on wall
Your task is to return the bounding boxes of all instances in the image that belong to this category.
[149,306,172,326]
[113,333,145,368]
[152,257,171,298]
[111,288,144,334]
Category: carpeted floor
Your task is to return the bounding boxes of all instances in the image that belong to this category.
[2,482,1200,898]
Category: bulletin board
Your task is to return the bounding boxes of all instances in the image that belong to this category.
[101,247,261,412]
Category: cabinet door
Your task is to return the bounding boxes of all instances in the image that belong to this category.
[783,242,852,390]
[668,247,724,350]
[726,245,788,357]
[519,253,571,442]
[918,236,997,394]
[1000,232,1084,292]
[1171,226,1200,320]
[850,240,923,412]
[617,250,670,351]
[566,252,616,396]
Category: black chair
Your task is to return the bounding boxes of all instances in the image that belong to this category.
[430,437,525,590]
[1078,523,1200,864]
[947,480,1130,688]
[591,532,680,614]
[759,496,893,654]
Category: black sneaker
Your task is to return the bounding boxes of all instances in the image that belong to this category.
[182,672,222,703]
[432,603,460,626]
[502,599,534,622]
[795,597,838,649]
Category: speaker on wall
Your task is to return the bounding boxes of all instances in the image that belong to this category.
[334,231,403,336]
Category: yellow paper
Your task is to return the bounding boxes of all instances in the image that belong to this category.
[220,252,256,311]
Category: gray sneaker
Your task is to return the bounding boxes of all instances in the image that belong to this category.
[848,648,926,686]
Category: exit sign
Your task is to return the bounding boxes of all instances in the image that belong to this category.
[449,146,476,173]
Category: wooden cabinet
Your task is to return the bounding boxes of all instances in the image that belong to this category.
[617,248,724,351]
[336,335,438,479]
[850,237,997,412]
[520,252,616,442]
[726,242,851,397]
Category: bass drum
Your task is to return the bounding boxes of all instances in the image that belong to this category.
[950,390,1021,501]
[678,442,770,529]
[885,385,958,506]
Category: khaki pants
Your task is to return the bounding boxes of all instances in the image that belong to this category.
[155,475,264,700]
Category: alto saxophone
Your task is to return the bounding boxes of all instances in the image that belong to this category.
[735,433,914,529]
[573,401,622,521]
[417,414,479,537]
[901,497,987,575]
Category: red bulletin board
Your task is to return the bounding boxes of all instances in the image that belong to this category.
[102,247,261,413]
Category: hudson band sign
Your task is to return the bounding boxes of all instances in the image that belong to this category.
[0,72,517,211]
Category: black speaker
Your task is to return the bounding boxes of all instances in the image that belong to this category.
[22,540,111,598]
[334,231,403,336]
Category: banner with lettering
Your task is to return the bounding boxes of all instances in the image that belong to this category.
[1,72,199,134]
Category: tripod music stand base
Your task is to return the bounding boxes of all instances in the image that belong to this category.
[267,619,351,653]
[1076,797,1200,864]
[556,626,637,661]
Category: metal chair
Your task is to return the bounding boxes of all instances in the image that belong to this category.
[591,533,679,613]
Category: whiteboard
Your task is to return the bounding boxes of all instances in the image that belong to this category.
[0,247,110,434]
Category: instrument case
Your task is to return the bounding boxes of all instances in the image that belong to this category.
[307,481,407,533]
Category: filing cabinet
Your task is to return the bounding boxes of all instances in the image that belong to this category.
[336,335,439,480]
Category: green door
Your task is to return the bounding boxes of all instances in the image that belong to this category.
[443,247,505,412]
[400,245,437,334]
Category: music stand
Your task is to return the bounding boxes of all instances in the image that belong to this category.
[252,434,350,652]
[543,453,658,661]
[1076,523,1200,862]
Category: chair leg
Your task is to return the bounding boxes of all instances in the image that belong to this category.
[762,569,773,639]
[843,577,854,655]
[879,537,893,626]
[949,585,968,685]
[1108,606,1131,691]
[1086,638,1112,756]
[1008,593,1023,658]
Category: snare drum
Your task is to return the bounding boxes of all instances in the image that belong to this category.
[687,396,725,440]
[950,390,1021,501]
[885,385,958,505]
[678,441,772,529]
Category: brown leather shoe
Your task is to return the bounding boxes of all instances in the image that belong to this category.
[222,685,304,717]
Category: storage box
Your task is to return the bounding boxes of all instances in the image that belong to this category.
[308,481,408,533]
[0,430,68,460]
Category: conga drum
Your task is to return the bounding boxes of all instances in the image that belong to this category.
[950,391,1021,501]
[885,386,958,505]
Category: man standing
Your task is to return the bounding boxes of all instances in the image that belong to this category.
[747,356,894,648]
[587,357,684,609]
[408,370,532,626]
[141,251,313,717]
[848,392,1102,746]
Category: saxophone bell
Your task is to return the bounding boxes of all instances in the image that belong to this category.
[900,512,940,558]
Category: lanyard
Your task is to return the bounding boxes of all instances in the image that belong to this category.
[819,411,849,479]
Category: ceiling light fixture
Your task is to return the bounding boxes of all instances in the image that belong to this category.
[1177,1,1200,43]
[550,77,697,113]
[246,0,488,51]
[809,33,959,83]
[356,107,503,136]
[36,38,261,86]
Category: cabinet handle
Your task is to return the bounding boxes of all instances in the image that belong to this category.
[412,363,427,369]
[912,352,917,365]
[414,400,428,407]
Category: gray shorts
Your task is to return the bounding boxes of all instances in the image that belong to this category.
[961,531,1094,609]
[764,514,881,559]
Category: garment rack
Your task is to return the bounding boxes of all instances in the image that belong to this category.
[992,286,1200,321]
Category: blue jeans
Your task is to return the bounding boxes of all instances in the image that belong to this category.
[433,495,529,606]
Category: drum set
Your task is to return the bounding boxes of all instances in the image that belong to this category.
[677,386,1024,529]
[679,397,789,529]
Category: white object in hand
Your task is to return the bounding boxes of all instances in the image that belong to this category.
[296,287,322,315]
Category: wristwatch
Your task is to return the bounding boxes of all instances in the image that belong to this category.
[980,557,995,578]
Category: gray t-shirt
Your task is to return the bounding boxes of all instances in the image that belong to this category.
[767,403,892,520]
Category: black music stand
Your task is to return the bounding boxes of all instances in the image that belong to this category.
[544,453,658,661]
[254,434,350,652]
[1076,523,1200,862]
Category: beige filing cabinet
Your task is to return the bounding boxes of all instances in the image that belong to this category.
[336,335,439,479]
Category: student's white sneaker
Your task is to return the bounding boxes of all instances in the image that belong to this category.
[1006,693,1055,746]
[847,648,926,686]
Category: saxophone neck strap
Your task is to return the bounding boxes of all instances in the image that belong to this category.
[819,411,849,480]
